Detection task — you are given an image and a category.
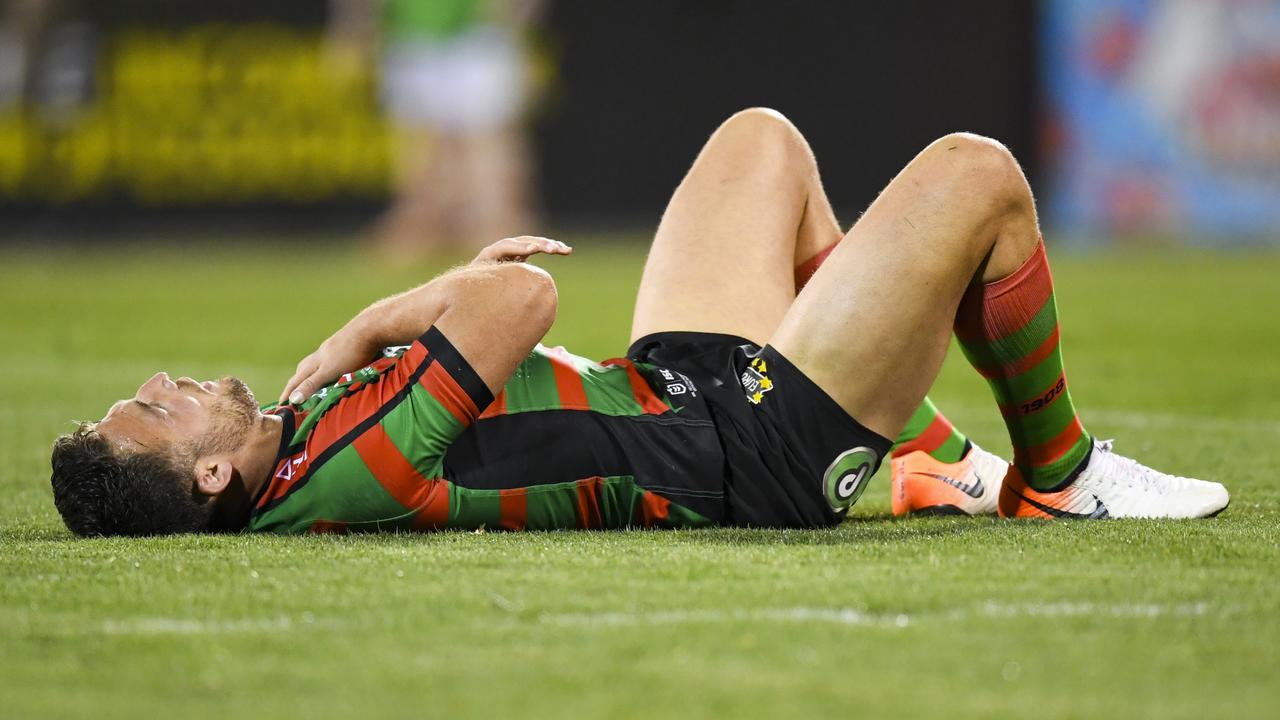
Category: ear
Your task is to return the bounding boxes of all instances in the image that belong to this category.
[193,456,235,497]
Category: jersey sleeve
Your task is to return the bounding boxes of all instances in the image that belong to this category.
[249,326,494,534]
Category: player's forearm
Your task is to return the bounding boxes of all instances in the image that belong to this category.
[281,239,565,404]
[344,264,483,348]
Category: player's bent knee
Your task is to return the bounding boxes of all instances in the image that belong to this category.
[705,107,811,178]
[927,132,1026,208]
[716,107,799,145]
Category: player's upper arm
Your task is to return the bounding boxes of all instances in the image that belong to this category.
[433,261,558,397]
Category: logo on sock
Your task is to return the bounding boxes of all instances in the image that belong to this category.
[824,447,879,510]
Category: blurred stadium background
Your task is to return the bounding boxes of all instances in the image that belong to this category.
[3,2,1279,718]
[2,0,1274,244]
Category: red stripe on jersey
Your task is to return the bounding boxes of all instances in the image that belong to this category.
[545,346,590,410]
[305,342,433,461]
[575,477,604,529]
[636,491,672,527]
[420,360,481,426]
[351,423,450,531]
[498,488,528,530]
[604,358,670,415]
[479,389,508,419]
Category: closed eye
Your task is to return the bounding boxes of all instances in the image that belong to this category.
[133,400,163,413]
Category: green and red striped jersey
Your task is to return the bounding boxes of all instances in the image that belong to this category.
[248,327,717,534]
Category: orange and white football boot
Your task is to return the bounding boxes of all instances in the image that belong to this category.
[997,439,1229,519]
[891,444,1008,516]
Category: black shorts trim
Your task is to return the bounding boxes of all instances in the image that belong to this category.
[420,325,494,410]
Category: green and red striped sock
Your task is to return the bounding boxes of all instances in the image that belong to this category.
[954,238,1091,490]
[891,397,970,463]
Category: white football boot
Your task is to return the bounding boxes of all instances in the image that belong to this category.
[998,439,1230,519]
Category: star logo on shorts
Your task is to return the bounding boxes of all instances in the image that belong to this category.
[741,357,774,404]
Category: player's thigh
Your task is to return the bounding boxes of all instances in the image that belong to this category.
[768,134,1031,439]
[629,108,840,346]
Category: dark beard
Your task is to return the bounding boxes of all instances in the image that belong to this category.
[193,376,259,457]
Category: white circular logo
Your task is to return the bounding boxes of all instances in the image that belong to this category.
[823,446,879,509]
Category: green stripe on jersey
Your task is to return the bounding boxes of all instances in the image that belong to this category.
[500,347,646,417]
[250,445,412,534]
[447,485,502,528]
[580,364,643,416]
[381,382,466,478]
[504,353,562,413]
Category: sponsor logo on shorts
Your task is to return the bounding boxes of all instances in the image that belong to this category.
[657,367,697,399]
[823,446,879,510]
[740,357,774,404]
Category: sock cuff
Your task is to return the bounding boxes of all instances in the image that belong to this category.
[892,411,957,457]
[956,236,1054,342]
[794,238,840,291]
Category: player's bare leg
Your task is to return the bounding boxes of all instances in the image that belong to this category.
[630,108,840,345]
[771,133,1227,519]
[632,109,1001,516]
[772,133,1037,437]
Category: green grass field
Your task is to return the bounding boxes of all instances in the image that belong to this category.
[2,240,1278,718]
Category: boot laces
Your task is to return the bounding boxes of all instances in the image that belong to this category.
[1091,439,1168,495]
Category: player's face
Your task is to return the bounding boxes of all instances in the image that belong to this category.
[96,372,260,459]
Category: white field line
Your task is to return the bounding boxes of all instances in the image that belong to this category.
[538,602,1217,629]
[97,614,329,636]
[16,603,1221,637]
[948,404,1280,437]
[540,607,911,629]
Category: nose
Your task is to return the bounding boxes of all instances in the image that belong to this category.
[138,372,176,398]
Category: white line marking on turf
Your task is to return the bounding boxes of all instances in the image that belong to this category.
[98,615,323,636]
[947,403,1280,437]
[539,602,1216,629]
[540,607,911,628]
[973,601,1211,619]
[1088,409,1280,437]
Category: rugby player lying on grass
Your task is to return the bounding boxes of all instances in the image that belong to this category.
[50,108,1229,536]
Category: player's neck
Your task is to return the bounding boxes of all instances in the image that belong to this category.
[240,412,284,500]
[209,413,283,531]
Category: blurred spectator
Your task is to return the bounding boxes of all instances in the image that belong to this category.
[330,0,542,259]
[1,0,93,121]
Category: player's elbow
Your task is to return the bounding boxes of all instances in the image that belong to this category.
[495,261,558,335]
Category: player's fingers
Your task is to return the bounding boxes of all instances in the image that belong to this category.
[510,236,571,256]
[287,370,327,406]
[478,238,532,263]
[280,358,317,403]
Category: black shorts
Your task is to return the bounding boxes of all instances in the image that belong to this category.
[628,332,892,528]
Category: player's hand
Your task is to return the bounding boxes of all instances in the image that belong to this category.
[278,327,378,406]
[472,236,572,265]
